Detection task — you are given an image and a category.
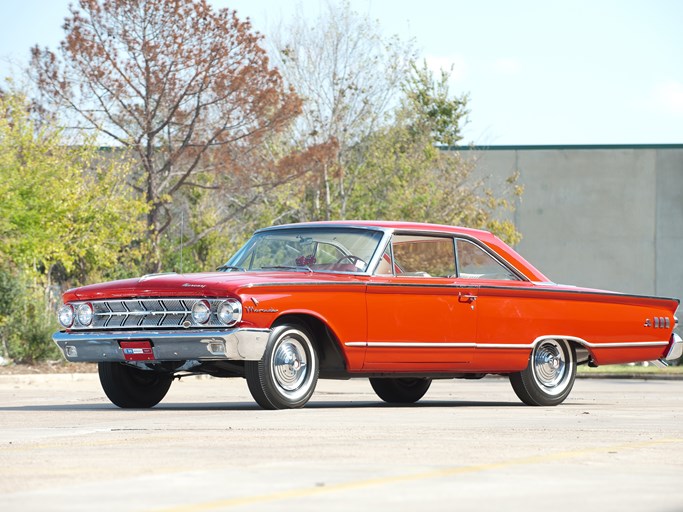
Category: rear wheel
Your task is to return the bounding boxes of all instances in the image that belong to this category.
[509,339,576,406]
[98,362,173,408]
[245,323,319,409]
[370,377,432,404]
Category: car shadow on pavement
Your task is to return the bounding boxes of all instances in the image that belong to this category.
[0,399,527,412]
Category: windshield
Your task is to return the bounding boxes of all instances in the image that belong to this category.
[223,227,385,273]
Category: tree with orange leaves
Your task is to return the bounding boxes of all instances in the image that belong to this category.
[31,0,305,271]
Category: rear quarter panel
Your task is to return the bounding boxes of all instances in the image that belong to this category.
[473,281,679,370]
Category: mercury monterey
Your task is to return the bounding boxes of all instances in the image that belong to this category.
[53,221,681,409]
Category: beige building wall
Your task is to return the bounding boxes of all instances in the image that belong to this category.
[458,145,683,305]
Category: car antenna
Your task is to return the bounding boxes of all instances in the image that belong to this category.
[180,210,184,274]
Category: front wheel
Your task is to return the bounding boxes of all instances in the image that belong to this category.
[245,323,319,409]
[509,339,577,406]
[98,362,173,408]
[370,377,432,404]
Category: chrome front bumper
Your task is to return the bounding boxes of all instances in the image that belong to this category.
[654,333,683,368]
[52,328,270,363]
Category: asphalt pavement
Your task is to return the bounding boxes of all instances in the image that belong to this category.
[1,373,682,511]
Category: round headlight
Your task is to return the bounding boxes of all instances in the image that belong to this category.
[76,303,94,326]
[191,300,211,324]
[58,305,74,328]
[217,299,242,327]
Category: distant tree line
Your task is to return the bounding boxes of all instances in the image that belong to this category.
[0,0,521,362]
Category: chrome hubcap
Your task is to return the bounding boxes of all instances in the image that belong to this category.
[532,340,569,395]
[272,337,308,392]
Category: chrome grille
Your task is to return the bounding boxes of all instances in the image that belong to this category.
[69,298,228,330]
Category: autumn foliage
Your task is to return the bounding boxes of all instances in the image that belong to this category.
[31,0,308,271]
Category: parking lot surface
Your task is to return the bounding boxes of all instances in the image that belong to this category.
[1,373,682,511]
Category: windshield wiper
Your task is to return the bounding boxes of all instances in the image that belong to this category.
[216,265,245,272]
[260,265,314,273]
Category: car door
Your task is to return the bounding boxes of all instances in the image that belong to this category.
[453,237,533,371]
[364,233,478,370]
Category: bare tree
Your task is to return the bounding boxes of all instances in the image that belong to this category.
[31,0,302,271]
[270,0,416,219]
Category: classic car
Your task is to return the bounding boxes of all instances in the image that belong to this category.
[53,221,682,409]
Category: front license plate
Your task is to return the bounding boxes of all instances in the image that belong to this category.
[119,341,155,361]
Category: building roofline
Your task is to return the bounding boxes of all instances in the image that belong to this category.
[441,143,683,151]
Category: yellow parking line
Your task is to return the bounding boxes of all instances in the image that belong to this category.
[153,437,681,512]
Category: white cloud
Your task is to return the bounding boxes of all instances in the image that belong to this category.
[651,81,683,115]
[424,55,467,82]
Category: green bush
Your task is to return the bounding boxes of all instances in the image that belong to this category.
[0,269,61,363]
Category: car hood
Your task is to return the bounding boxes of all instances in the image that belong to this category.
[63,271,365,302]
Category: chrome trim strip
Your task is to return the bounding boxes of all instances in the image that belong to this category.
[662,333,683,361]
[255,223,389,235]
[365,282,679,304]
[582,341,668,348]
[534,335,669,350]
[482,287,680,304]
[345,338,669,350]
[245,281,367,289]
[346,342,477,348]
[367,283,477,289]
[96,309,193,317]
[478,344,533,349]
[477,342,666,349]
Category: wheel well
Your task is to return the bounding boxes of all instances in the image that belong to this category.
[272,314,348,377]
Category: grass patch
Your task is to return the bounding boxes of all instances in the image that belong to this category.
[578,364,683,375]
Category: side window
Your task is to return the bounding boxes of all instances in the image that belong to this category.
[374,244,394,275]
[456,239,519,281]
[390,235,456,277]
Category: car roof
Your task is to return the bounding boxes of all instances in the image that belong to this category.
[257,220,493,238]
[255,221,548,282]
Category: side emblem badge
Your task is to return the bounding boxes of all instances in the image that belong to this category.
[245,297,277,314]
[645,317,671,328]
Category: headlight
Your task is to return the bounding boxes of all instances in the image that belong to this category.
[217,299,242,326]
[58,305,74,328]
[76,303,94,326]
[191,300,211,324]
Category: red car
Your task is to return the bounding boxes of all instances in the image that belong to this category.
[53,221,681,409]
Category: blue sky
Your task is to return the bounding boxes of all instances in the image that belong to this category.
[1,0,681,145]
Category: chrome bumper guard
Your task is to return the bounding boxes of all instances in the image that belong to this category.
[52,328,270,363]
[653,333,683,368]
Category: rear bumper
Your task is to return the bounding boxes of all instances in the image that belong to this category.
[52,328,270,363]
[654,333,683,367]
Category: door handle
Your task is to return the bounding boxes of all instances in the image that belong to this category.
[458,293,477,303]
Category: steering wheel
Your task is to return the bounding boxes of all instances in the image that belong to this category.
[334,255,367,269]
